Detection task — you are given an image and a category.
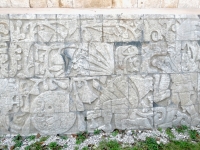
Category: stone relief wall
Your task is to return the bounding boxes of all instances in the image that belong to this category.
[0,14,200,136]
[0,0,200,8]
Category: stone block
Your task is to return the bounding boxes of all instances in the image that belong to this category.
[73,0,84,7]
[47,0,59,7]
[138,0,161,8]
[59,0,73,7]
[30,0,47,7]
[10,19,37,42]
[103,19,143,42]
[89,43,114,76]
[0,0,11,7]
[161,0,178,8]
[84,0,112,8]
[81,16,103,42]
[141,42,181,73]
[10,0,30,7]
[176,19,200,41]
[129,75,154,109]
[179,41,200,72]
[112,0,137,8]
[57,18,80,42]
[114,42,141,74]
[178,0,199,8]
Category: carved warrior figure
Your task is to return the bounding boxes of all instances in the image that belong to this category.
[87,76,129,132]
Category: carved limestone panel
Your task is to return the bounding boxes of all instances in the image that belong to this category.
[154,106,194,128]
[176,18,200,40]
[81,15,102,42]
[0,15,9,42]
[89,43,114,76]
[153,74,171,107]
[129,75,153,109]
[9,42,35,78]
[18,78,76,135]
[87,75,128,132]
[115,42,141,74]
[180,41,200,72]
[37,16,57,43]
[141,42,181,73]
[103,19,143,42]
[10,19,37,42]
[0,42,9,78]
[57,15,80,42]
[34,43,90,77]
[143,19,176,44]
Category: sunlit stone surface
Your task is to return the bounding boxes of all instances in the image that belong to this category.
[0,14,200,135]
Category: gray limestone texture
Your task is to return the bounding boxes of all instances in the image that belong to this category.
[0,14,200,135]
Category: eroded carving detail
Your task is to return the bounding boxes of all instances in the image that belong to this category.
[115,44,140,74]
[103,19,142,42]
[141,42,181,73]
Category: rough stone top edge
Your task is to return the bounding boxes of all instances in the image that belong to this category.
[1,8,200,14]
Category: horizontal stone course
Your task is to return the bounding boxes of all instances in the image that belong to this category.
[0,0,200,8]
[0,14,200,135]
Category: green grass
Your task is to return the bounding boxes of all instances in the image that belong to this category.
[166,128,175,139]
[13,134,23,148]
[94,129,101,135]
[48,142,62,150]
[188,130,199,141]
[28,135,36,141]
[96,140,121,150]
[176,125,188,133]
[39,136,49,142]
[25,141,43,150]
[76,131,88,145]
[95,138,200,150]
[112,130,119,137]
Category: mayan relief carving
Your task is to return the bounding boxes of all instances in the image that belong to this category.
[89,43,114,75]
[10,20,37,42]
[144,19,176,43]
[141,42,181,73]
[1,14,200,135]
[180,41,200,72]
[0,42,9,78]
[81,15,102,42]
[176,18,200,41]
[57,16,80,42]
[115,42,141,74]
[103,19,143,42]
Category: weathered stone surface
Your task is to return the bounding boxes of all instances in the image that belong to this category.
[161,0,178,8]
[81,15,103,42]
[0,0,11,7]
[103,19,143,42]
[84,0,112,8]
[10,0,30,7]
[176,19,200,41]
[178,0,199,8]
[59,0,73,7]
[47,0,59,7]
[30,0,47,8]
[138,0,161,8]
[115,42,141,74]
[112,0,137,8]
[1,14,200,135]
